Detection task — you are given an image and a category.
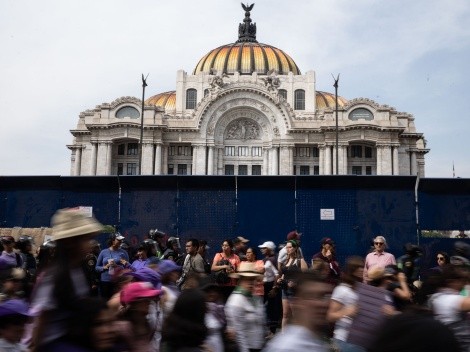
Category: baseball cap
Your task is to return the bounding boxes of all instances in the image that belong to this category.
[321,237,335,246]
[235,236,250,244]
[258,241,276,251]
[286,231,301,241]
[0,299,33,317]
[120,282,162,305]
[125,267,161,289]
[157,259,182,276]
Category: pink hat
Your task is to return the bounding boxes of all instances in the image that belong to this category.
[120,282,162,305]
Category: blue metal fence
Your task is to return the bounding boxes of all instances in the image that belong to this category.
[1,175,469,269]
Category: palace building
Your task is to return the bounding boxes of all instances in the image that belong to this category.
[68,5,428,176]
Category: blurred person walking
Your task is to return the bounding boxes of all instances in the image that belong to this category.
[225,262,266,352]
[263,271,334,352]
[29,208,104,351]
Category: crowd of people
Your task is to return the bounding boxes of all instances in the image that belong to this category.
[0,208,470,351]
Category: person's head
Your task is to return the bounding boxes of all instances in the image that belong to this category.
[51,208,104,265]
[120,282,162,313]
[0,299,32,344]
[287,230,302,244]
[233,236,249,251]
[16,235,34,254]
[285,239,299,258]
[439,264,469,291]
[198,239,208,256]
[162,288,208,348]
[2,268,26,295]
[436,251,449,267]
[0,236,15,253]
[221,239,234,255]
[89,239,101,256]
[230,261,262,291]
[157,260,181,285]
[341,256,365,286]
[167,237,180,252]
[185,238,199,256]
[108,232,125,249]
[367,266,394,287]
[290,271,333,333]
[373,235,387,253]
[66,298,116,351]
[245,247,258,262]
[320,237,335,253]
[258,241,276,256]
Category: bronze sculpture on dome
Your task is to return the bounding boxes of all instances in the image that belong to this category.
[237,3,257,43]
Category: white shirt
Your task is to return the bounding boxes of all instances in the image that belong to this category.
[262,325,329,352]
[263,259,279,282]
[330,283,358,341]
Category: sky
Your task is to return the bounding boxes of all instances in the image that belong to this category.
[1,0,469,178]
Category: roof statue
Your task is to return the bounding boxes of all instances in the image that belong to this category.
[237,3,257,43]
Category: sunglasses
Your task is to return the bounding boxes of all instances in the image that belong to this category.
[374,242,384,245]
[437,256,445,261]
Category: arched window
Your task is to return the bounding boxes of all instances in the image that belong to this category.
[278,89,287,100]
[294,89,305,110]
[349,108,374,121]
[186,89,197,109]
[115,106,140,119]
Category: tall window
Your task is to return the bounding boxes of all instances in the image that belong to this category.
[294,89,305,110]
[350,146,362,158]
[177,164,187,175]
[225,165,234,175]
[313,165,320,175]
[352,166,362,175]
[127,143,138,155]
[186,89,197,109]
[117,163,123,175]
[278,89,287,100]
[238,165,248,175]
[365,146,372,158]
[225,146,236,156]
[300,165,310,175]
[252,165,262,175]
[127,163,137,175]
[366,166,372,175]
[238,146,249,156]
[168,164,174,175]
[117,144,125,155]
[252,147,262,157]
[312,147,319,158]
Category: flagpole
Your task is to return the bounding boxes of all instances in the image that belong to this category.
[332,74,340,175]
[139,74,148,175]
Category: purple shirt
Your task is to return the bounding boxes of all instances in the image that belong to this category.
[0,251,22,268]
[363,251,396,282]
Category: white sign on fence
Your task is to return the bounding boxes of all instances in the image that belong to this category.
[320,208,335,220]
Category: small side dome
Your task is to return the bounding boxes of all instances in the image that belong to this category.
[316,91,348,109]
[145,91,176,111]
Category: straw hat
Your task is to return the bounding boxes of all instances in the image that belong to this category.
[229,262,263,279]
[51,208,104,240]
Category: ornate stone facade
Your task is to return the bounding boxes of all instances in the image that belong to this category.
[68,5,428,177]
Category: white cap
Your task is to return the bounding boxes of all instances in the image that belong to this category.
[258,241,276,251]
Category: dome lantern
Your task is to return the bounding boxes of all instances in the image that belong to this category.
[237,3,257,43]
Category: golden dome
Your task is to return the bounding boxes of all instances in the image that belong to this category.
[193,42,300,76]
[193,4,300,76]
[146,90,348,111]
[145,91,176,110]
[316,91,348,109]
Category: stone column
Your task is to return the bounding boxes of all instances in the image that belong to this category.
[319,146,324,175]
[141,143,154,175]
[96,142,108,175]
[91,142,97,176]
[207,146,214,175]
[192,145,198,175]
[162,145,168,174]
[217,147,224,175]
[342,145,348,175]
[195,145,207,175]
[106,143,112,175]
[263,147,269,175]
[393,146,399,175]
[410,151,417,175]
[376,146,383,175]
[154,144,162,175]
[271,146,279,175]
[324,145,332,175]
[74,147,82,176]
[279,146,291,175]
[381,145,392,175]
